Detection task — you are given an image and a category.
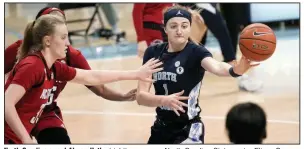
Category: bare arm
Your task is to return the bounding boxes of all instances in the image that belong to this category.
[201,57,232,77]
[68,58,162,86]
[136,76,162,107]
[136,77,162,107]
[5,73,9,83]
[89,85,137,101]
[5,84,32,143]
[136,77,188,116]
[71,69,139,85]
[201,56,259,77]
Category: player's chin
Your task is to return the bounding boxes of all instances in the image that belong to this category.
[58,51,66,59]
[175,38,187,44]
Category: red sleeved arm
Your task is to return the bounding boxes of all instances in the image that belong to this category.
[54,62,77,82]
[132,4,146,42]
[5,40,23,74]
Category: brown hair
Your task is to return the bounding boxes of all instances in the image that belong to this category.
[162,5,204,45]
[17,14,66,61]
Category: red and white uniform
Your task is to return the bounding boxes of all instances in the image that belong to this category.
[4,52,76,144]
[5,40,92,138]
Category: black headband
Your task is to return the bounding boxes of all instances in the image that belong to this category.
[164,9,192,26]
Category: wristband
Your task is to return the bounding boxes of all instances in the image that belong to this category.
[229,67,242,78]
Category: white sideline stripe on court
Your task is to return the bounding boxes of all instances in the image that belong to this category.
[62,110,299,125]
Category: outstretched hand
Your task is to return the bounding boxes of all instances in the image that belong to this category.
[232,55,260,75]
[137,58,163,82]
[160,90,189,116]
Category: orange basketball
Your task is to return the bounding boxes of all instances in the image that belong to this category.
[239,23,277,62]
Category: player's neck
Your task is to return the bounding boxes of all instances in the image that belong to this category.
[41,49,57,69]
[168,41,188,53]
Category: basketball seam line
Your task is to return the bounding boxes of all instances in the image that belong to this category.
[239,43,273,55]
[240,38,276,44]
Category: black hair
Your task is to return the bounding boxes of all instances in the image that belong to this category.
[226,102,267,144]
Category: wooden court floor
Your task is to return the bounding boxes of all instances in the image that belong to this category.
[5,4,300,144]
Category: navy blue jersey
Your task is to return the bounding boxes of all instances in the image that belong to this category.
[142,41,213,124]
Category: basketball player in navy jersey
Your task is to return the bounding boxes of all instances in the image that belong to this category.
[135,5,259,144]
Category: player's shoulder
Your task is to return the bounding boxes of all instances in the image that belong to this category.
[187,41,210,52]
[10,39,23,46]
[13,39,23,46]
[147,42,168,53]
[187,42,213,60]
[67,45,82,56]
[16,39,23,45]
[187,41,203,49]
[6,39,23,49]
[16,54,45,70]
[19,55,43,64]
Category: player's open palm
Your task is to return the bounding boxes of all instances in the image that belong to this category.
[233,55,260,75]
[161,90,189,116]
[137,58,163,82]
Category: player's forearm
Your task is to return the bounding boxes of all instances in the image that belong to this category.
[136,91,164,107]
[202,57,232,77]
[90,70,139,84]
[90,85,126,101]
[214,62,233,77]
[204,60,232,77]
[5,103,31,142]
[75,69,139,85]
[102,85,128,101]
